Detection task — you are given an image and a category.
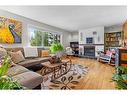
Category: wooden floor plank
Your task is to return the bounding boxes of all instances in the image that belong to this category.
[69,57,116,89]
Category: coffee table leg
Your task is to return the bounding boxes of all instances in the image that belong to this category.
[51,67,58,81]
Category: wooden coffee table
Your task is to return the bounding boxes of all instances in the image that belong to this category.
[40,60,71,81]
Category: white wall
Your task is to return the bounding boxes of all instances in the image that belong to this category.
[79,26,104,57]
[0,9,71,48]
[79,26,104,44]
[105,24,122,33]
[71,32,79,42]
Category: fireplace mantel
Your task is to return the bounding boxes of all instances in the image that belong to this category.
[79,44,104,46]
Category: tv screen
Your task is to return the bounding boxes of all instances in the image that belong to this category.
[86,37,93,44]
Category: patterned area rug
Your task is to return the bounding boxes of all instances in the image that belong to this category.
[40,64,89,90]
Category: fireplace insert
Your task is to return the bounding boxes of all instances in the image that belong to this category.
[84,46,95,58]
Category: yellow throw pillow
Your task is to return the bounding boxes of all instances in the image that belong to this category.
[41,50,50,57]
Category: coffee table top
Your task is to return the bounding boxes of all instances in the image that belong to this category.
[41,60,70,68]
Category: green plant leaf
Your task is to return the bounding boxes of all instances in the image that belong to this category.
[117,66,127,74]
[122,74,127,80]
[113,66,127,89]
[116,80,127,89]
[0,55,22,89]
[112,74,123,81]
[50,42,64,54]
[0,55,10,77]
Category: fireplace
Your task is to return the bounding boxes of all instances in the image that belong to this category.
[84,46,95,58]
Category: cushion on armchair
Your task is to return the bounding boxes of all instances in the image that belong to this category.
[105,50,112,56]
[98,50,113,63]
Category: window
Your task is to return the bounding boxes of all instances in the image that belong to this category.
[29,27,61,47]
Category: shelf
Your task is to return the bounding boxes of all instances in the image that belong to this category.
[105,40,120,42]
[104,31,121,50]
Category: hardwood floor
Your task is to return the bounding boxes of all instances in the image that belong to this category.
[70,57,116,89]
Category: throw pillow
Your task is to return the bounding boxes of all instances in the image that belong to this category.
[23,47,38,58]
[0,47,15,67]
[41,50,50,57]
[0,47,7,67]
[0,47,7,57]
[106,50,112,56]
[9,51,25,64]
[6,56,16,67]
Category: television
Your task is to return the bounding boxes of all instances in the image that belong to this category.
[86,37,93,44]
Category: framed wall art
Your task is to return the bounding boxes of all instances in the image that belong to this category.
[0,17,22,44]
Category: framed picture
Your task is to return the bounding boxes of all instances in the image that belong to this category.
[0,17,22,44]
[86,37,93,44]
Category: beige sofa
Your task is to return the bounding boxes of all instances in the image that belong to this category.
[6,48,51,89]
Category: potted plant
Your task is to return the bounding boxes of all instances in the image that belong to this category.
[0,55,22,89]
[112,66,127,89]
[50,42,64,58]
[50,42,64,63]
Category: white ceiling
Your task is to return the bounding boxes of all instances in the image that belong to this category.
[0,6,127,32]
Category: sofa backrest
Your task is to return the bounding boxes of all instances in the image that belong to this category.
[5,48,48,58]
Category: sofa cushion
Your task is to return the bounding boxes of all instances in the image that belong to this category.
[12,71,43,89]
[34,57,50,63]
[7,65,29,76]
[18,59,40,67]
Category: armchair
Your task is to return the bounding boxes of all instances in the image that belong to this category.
[97,49,115,64]
[65,47,75,56]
